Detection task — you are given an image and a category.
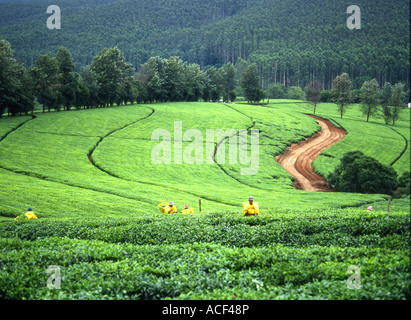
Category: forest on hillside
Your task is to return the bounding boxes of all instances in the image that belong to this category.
[0,0,409,91]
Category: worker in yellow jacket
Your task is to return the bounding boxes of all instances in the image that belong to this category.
[243,197,259,216]
[14,207,38,221]
[158,201,177,214]
[181,205,194,214]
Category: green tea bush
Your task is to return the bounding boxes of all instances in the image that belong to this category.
[0,237,409,300]
[1,210,409,250]
[1,102,409,300]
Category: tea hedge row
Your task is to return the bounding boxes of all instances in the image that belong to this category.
[1,210,409,250]
[0,237,409,300]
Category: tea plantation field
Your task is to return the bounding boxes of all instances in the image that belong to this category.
[0,101,409,300]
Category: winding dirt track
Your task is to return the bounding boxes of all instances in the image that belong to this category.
[276,115,347,192]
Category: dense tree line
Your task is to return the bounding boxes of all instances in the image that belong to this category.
[1,40,408,128]
[0,41,263,115]
[1,41,137,115]
[0,0,409,92]
[0,40,34,116]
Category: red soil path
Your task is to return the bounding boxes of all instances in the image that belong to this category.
[275,115,347,192]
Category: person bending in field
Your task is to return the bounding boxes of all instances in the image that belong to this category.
[14,207,38,221]
[181,205,194,214]
[158,201,177,214]
[243,197,259,217]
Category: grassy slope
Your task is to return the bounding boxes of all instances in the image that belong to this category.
[0,101,409,300]
[0,102,390,220]
[307,102,410,178]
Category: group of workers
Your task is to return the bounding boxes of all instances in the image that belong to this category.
[157,196,260,216]
[12,198,258,222]
[13,202,374,222]
[158,201,194,214]
[158,200,375,216]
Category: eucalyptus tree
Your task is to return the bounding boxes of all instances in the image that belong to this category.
[29,53,60,112]
[331,73,352,118]
[0,40,34,116]
[217,62,236,102]
[360,78,380,122]
[306,80,322,114]
[90,47,133,107]
[240,63,262,103]
[56,47,77,111]
[388,83,406,126]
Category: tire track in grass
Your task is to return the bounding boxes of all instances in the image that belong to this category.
[212,119,261,190]
[0,113,154,206]
[215,103,305,191]
[87,107,156,167]
[34,131,101,138]
[214,103,301,191]
[0,111,236,208]
[388,127,408,167]
[0,115,36,141]
[86,106,238,208]
[0,166,155,205]
[210,104,266,191]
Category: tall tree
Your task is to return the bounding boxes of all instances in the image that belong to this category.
[234,57,249,88]
[331,73,352,118]
[120,77,138,105]
[202,67,220,102]
[217,62,236,102]
[56,47,77,111]
[388,83,406,126]
[147,72,164,102]
[29,53,60,113]
[183,63,205,102]
[163,56,185,102]
[138,56,167,102]
[380,82,392,124]
[90,47,133,107]
[360,79,380,122]
[80,66,100,108]
[134,79,148,104]
[306,80,322,114]
[240,63,261,103]
[75,81,90,110]
[0,40,34,116]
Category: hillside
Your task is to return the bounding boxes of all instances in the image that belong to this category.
[0,0,409,90]
[0,101,410,300]
[0,0,410,303]
[1,101,409,215]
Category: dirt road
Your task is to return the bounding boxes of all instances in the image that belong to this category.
[276,115,347,192]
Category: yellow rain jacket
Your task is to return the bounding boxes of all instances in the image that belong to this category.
[14,210,38,221]
[243,202,260,216]
[158,202,177,214]
[181,207,194,214]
